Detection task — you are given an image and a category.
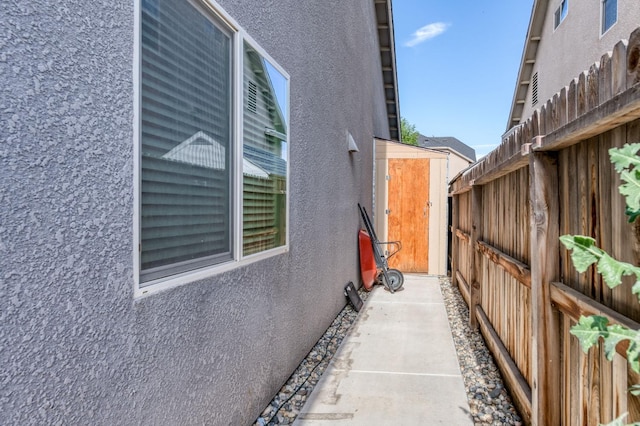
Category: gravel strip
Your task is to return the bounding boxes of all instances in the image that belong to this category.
[440,276,523,425]
[254,289,370,425]
[254,278,523,425]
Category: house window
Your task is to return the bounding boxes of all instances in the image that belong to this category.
[138,0,289,286]
[602,0,617,34]
[554,0,568,29]
[531,72,539,107]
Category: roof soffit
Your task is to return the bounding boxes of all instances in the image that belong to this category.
[506,0,549,131]
[374,0,401,141]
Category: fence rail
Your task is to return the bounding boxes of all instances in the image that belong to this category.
[450,27,640,425]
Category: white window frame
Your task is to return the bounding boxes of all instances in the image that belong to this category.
[133,0,290,298]
[601,0,617,36]
[553,0,568,30]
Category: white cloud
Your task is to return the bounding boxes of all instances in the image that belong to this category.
[404,22,450,47]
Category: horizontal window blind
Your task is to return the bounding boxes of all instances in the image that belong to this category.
[140,0,233,282]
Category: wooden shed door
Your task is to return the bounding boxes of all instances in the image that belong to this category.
[387,158,430,272]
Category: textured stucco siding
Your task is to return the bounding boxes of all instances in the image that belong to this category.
[1,1,389,424]
[520,0,640,121]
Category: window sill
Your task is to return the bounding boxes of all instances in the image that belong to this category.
[134,245,289,299]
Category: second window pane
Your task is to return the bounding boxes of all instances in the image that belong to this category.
[242,42,288,255]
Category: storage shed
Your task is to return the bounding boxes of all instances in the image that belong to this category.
[374,139,446,275]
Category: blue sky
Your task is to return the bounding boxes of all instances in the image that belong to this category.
[392,1,533,158]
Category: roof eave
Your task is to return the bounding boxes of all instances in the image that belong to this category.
[374,0,401,141]
[506,0,549,132]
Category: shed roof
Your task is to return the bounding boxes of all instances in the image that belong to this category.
[418,135,477,162]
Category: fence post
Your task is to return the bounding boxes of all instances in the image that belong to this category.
[451,193,459,288]
[470,184,483,329]
[529,151,561,426]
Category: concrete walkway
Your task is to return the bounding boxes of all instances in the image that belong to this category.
[294,274,472,425]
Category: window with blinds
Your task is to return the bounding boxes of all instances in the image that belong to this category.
[138,0,289,286]
[140,0,233,283]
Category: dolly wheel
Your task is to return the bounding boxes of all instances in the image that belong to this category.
[383,269,404,291]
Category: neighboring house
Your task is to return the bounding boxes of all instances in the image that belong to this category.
[418,135,476,180]
[1,0,400,424]
[507,0,640,130]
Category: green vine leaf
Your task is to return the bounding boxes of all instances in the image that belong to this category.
[571,318,640,374]
[627,339,640,374]
[571,315,609,352]
[561,235,640,299]
[602,412,628,426]
[597,255,640,292]
[626,206,640,223]
[609,143,640,172]
[619,170,640,212]
[559,235,600,272]
[597,252,629,288]
[603,324,636,361]
[611,144,640,214]
[630,384,640,396]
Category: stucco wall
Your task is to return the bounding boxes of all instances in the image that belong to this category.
[520,0,640,121]
[1,1,390,424]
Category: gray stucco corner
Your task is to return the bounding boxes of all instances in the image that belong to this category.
[1,1,395,424]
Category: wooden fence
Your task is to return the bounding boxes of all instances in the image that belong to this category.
[450,28,640,425]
